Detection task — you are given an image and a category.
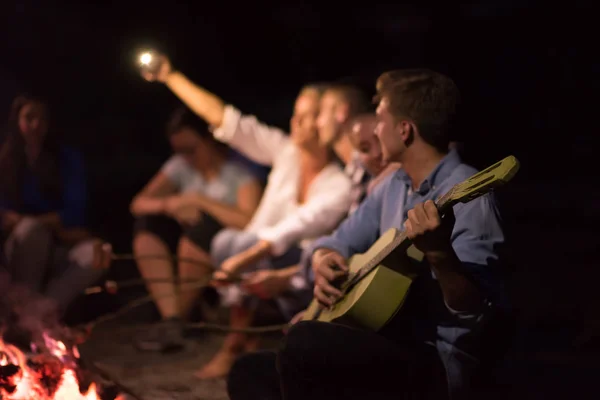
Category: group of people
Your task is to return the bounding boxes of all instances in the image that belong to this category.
[132,57,406,380]
[0,55,507,399]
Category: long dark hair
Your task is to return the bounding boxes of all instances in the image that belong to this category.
[166,106,229,157]
[0,95,62,205]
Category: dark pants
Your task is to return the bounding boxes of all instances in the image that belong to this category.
[228,321,449,400]
[133,213,224,253]
[1,217,105,315]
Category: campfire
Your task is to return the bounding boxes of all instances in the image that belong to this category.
[0,331,117,400]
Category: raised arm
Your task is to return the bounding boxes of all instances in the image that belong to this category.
[144,55,289,165]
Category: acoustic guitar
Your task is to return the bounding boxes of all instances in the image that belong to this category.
[302,155,520,331]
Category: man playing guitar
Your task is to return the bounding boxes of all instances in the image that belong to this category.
[227,69,507,400]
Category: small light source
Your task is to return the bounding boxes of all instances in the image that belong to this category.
[139,52,153,66]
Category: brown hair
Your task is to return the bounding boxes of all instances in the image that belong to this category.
[327,84,370,117]
[0,94,62,205]
[342,113,377,136]
[375,69,460,151]
[299,83,330,98]
[166,106,229,156]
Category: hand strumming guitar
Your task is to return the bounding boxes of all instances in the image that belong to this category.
[311,249,349,308]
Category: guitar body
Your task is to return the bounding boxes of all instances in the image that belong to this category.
[302,228,425,331]
[301,155,520,332]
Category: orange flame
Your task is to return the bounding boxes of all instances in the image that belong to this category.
[0,335,100,400]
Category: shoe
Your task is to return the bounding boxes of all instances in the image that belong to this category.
[134,318,185,353]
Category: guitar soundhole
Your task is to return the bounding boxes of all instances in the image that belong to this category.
[468,161,502,181]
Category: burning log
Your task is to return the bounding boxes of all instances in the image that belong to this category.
[0,363,21,393]
[27,353,65,397]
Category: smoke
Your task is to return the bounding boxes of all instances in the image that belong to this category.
[0,269,63,350]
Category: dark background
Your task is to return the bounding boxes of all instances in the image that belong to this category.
[0,0,598,392]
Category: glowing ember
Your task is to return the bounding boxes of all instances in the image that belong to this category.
[0,335,100,400]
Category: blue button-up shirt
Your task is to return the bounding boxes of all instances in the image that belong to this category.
[310,149,506,398]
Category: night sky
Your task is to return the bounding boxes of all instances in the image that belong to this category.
[0,1,597,330]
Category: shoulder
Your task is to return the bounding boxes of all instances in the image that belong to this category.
[323,162,353,188]
[448,163,502,219]
[449,162,478,182]
[222,161,256,185]
[273,140,298,162]
[162,154,191,172]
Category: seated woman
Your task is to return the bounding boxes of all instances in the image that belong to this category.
[130,106,262,352]
[240,113,402,328]
[0,94,110,318]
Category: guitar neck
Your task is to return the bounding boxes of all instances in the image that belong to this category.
[346,190,456,287]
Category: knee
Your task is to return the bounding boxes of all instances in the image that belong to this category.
[68,239,102,271]
[210,228,238,266]
[278,321,317,366]
[10,217,52,244]
[227,351,277,400]
[227,353,255,397]
[278,321,331,374]
[177,236,199,255]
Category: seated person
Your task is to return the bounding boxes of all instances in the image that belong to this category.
[227,69,507,400]
[130,106,262,351]
[0,94,111,319]
[242,112,402,322]
[316,85,401,211]
[141,55,353,377]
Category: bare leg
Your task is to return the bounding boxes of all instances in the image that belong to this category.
[195,304,259,380]
[176,237,212,319]
[133,232,178,319]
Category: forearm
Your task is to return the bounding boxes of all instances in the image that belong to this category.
[276,265,302,281]
[427,249,484,313]
[165,72,225,127]
[187,195,252,229]
[230,240,272,274]
[130,196,166,216]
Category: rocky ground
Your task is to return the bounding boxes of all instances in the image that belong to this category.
[79,316,282,400]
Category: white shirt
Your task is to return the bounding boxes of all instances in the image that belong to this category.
[161,155,253,205]
[212,105,353,256]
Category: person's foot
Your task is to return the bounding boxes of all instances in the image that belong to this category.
[194,336,258,380]
[134,318,185,353]
[194,349,238,380]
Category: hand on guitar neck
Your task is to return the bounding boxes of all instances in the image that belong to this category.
[404,199,455,259]
[312,249,349,308]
